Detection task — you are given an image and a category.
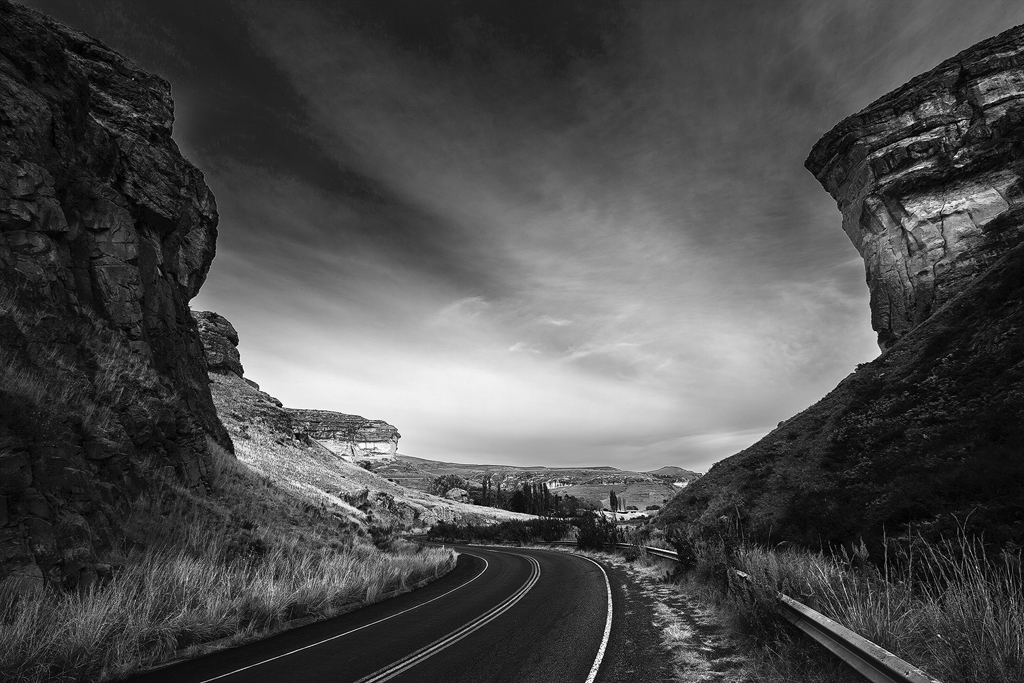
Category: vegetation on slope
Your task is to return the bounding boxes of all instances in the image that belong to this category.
[670,526,1023,683]
[660,242,1024,551]
[0,440,453,683]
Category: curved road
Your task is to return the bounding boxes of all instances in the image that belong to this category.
[128,546,613,683]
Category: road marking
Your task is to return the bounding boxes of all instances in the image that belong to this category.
[354,552,543,683]
[196,555,487,683]
[577,555,613,683]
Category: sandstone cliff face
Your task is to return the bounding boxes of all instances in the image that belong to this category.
[0,2,226,591]
[289,409,401,460]
[807,25,1024,349]
[662,26,1024,550]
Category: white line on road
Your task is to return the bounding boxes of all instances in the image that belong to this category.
[195,555,488,683]
[577,555,613,683]
[354,552,543,683]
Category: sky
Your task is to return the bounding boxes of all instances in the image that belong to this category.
[23,0,1024,471]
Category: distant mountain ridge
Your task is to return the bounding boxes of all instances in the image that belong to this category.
[370,455,701,510]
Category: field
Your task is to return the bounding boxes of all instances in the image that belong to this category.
[368,455,699,510]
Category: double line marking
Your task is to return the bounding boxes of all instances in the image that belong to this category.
[196,555,489,682]
[354,553,543,683]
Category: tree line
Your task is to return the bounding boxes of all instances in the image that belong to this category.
[428,474,598,516]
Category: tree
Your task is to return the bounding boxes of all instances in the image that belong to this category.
[609,490,618,512]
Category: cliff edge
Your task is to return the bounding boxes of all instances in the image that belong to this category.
[807,24,1024,349]
[661,25,1024,550]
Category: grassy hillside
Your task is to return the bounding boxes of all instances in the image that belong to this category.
[210,373,532,528]
[660,242,1024,551]
[0,437,452,683]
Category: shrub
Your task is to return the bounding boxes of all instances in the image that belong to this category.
[426,518,572,545]
[576,513,619,551]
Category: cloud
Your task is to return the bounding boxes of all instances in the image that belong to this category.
[143,0,1024,469]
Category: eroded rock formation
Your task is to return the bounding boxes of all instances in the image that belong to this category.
[807,26,1024,348]
[0,2,226,591]
[661,25,1024,550]
[191,310,402,461]
[289,409,401,461]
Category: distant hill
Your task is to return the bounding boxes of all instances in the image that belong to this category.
[367,456,702,510]
[647,466,702,479]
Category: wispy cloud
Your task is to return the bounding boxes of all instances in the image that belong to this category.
[75,0,1019,471]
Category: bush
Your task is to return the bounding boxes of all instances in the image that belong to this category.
[426,518,572,545]
[675,527,1024,683]
[576,513,619,551]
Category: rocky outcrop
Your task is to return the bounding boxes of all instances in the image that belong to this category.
[193,311,243,377]
[806,25,1024,349]
[191,310,403,459]
[0,2,227,591]
[191,310,304,440]
[289,409,400,460]
[662,26,1024,551]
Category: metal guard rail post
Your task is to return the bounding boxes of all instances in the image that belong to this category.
[545,540,942,683]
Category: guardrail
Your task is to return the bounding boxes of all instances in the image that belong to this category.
[548,540,942,683]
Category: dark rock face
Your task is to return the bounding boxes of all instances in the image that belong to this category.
[662,26,1024,551]
[193,311,244,377]
[289,409,401,460]
[0,2,226,591]
[807,25,1024,349]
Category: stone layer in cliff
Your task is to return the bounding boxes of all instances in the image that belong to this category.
[0,2,226,591]
[289,409,401,460]
[807,23,1024,348]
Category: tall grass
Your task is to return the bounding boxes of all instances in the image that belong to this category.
[679,532,1024,683]
[0,442,454,682]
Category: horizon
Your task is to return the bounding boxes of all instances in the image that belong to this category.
[23,0,1024,472]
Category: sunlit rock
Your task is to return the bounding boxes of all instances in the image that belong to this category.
[806,26,1024,348]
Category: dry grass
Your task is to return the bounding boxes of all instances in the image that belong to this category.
[0,442,454,682]
[679,533,1024,683]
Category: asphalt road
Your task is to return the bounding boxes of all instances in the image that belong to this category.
[127,546,614,683]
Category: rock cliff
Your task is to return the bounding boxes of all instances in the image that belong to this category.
[661,25,1024,550]
[806,25,1024,349]
[289,409,401,460]
[193,310,244,378]
[0,2,226,591]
